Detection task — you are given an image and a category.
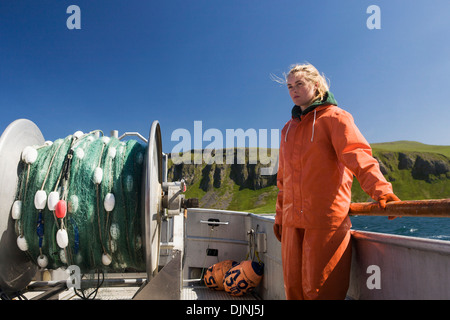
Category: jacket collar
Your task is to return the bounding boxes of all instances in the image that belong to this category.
[291,91,337,120]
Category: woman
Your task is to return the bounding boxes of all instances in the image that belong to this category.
[273,63,400,300]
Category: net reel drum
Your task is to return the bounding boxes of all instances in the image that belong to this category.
[0,119,191,294]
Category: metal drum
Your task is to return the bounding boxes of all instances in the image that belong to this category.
[0,119,44,293]
[0,119,165,293]
[142,121,163,279]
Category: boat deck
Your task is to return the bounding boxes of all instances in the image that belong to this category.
[182,285,257,300]
[22,283,257,300]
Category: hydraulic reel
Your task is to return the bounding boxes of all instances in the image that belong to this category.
[0,119,196,294]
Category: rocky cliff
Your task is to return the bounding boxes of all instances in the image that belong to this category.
[168,145,450,213]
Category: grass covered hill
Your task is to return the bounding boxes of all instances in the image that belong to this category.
[167,142,450,213]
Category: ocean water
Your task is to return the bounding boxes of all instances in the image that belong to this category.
[350,216,450,241]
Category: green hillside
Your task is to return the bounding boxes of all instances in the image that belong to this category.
[372,141,450,158]
[350,141,450,203]
[169,142,450,214]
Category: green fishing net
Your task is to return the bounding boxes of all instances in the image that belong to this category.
[16,133,146,274]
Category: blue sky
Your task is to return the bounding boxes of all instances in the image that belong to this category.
[1,0,450,153]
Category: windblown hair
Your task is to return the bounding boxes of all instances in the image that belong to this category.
[271,63,330,103]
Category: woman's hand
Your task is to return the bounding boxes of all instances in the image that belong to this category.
[273,223,282,242]
[378,193,401,220]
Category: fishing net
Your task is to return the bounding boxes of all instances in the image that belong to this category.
[15,132,146,274]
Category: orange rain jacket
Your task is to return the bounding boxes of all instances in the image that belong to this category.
[275,92,393,229]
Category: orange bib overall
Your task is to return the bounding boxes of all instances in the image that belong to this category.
[275,99,392,299]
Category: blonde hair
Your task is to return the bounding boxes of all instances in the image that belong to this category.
[271,63,330,102]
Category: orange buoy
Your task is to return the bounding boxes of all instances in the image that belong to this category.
[223,260,264,296]
[55,200,67,219]
[204,260,238,290]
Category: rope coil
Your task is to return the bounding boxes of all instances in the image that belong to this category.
[12,131,147,274]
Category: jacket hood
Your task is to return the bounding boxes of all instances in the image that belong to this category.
[291,91,338,120]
